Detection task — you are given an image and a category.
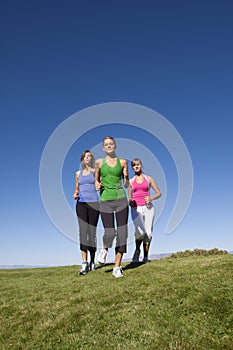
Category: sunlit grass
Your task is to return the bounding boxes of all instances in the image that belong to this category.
[1,255,233,349]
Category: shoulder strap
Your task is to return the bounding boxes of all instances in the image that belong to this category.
[100,158,106,168]
[144,175,150,189]
[130,176,136,188]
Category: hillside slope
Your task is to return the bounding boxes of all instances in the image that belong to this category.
[1,255,233,349]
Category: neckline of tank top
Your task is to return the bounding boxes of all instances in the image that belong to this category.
[80,170,93,176]
[103,157,119,168]
[133,174,148,184]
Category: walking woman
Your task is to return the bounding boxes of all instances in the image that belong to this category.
[95,136,129,278]
[73,150,99,275]
[128,158,161,263]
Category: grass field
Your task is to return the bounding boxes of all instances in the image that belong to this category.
[1,254,233,350]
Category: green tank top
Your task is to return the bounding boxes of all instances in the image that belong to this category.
[100,158,126,201]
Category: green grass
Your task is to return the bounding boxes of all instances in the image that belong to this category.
[1,255,233,350]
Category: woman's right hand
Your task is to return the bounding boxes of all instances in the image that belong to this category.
[95,180,102,191]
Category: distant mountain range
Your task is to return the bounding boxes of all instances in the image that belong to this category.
[122,252,172,263]
[1,251,232,269]
[0,253,171,269]
[0,265,51,269]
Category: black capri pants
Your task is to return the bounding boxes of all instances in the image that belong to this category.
[76,201,99,253]
[100,198,128,254]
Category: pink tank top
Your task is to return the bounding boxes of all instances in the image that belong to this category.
[132,175,149,206]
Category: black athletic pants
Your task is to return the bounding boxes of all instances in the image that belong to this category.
[100,198,128,254]
[76,201,99,253]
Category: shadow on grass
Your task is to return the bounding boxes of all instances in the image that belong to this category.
[95,263,114,271]
[103,261,148,273]
[76,260,151,275]
[123,261,149,271]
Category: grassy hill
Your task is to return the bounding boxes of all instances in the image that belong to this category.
[1,254,233,350]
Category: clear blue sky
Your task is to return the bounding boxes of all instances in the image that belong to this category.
[1,0,232,266]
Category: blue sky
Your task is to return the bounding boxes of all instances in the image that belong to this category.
[1,0,232,266]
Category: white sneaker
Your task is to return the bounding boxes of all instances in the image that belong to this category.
[132,249,140,263]
[98,249,107,265]
[79,262,89,275]
[89,262,96,271]
[112,267,123,278]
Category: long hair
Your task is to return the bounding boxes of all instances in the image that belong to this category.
[80,150,95,169]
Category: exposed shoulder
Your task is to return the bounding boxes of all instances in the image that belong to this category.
[95,158,104,167]
[147,175,157,186]
[119,158,128,166]
[76,170,81,177]
[145,174,152,182]
[129,177,134,185]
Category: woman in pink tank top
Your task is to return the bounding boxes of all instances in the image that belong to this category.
[128,158,161,263]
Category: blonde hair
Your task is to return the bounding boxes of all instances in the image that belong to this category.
[102,136,116,146]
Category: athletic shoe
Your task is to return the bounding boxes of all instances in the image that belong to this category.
[98,248,107,265]
[132,249,140,263]
[143,257,149,263]
[89,262,96,271]
[112,267,123,278]
[79,262,89,275]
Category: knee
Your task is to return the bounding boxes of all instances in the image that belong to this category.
[135,231,145,240]
[103,229,116,247]
[143,234,152,244]
[104,229,116,239]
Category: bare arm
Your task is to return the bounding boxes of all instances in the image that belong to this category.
[120,158,129,188]
[73,171,80,199]
[128,179,133,202]
[144,176,161,204]
[95,158,102,190]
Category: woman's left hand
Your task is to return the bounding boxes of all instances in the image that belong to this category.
[144,196,151,204]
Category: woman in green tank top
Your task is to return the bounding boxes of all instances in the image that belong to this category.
[95,136,129,278]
